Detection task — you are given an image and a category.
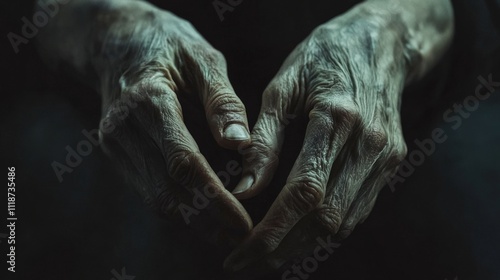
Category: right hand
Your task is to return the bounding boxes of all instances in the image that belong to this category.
[37,0,253,246]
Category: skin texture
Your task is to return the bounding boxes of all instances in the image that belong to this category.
[36,0,454,275]
[37,0,253,246]
[225,0,454,273]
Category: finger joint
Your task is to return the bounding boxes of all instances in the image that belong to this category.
[286,180,324,214]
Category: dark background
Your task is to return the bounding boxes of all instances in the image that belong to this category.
[1,0,499,279]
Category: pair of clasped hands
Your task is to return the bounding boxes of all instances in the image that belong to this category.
[37,0,453,274]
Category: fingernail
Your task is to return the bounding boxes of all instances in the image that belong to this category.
[224,124,250,141]
[232,175,254,195]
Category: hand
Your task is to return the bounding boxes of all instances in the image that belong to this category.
[37,0,253,245]
[225,0,453,272]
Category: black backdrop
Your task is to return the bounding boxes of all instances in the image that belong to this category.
[1,0,499,279]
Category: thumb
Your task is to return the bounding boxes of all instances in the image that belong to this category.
[184,44,250,149]
[232,70,302,199]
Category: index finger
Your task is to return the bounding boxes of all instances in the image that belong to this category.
[113,81,253,235]
[224,99,357,271]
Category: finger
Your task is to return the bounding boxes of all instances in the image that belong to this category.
[232,70,300,198]
[242,215,339,275]
[101,127,239,248]
[238,169,387,274]
[319,121,389,240]
[224,100,355,271]
[337,157,401,238]
[326,113,408,241]
[337,187,379,239]
[183,43,250,149]
[240,163,396,273]
[103,85,252,236]
[143,88,253,233]
[99,117,189,223]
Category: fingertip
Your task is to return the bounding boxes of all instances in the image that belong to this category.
[208,189,254,232]
[231,164,276,200]
[224,123,250,141]
[232,175,254,198]
[212,120,251,150]
[204,91,250,150]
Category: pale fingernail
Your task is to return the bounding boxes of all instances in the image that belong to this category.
[224,124,250,141]
[232,175,254,195]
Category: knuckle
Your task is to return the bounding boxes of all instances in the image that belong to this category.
[364,124,389,154]
[261,75,296,111]
[312,24,335,39]
[337,225,354,240]
[287,180,324,214]
[332,104,360,126]
[311,20,380,49]
[166,148,200,185]
[308,104,334,128]
[252,229,282,255]
[155,187,180,220]
[310,99,360,130]
[188,43,225,65]
[262,83,281,101]
[242,138,279,170]
[396,141,408,158]
[131,89,181,127]
[314,206,343,235]
[207,92,245,115]
[130,78,173,98]
[178,18,196,32]
[99,111,125,140]
[204,48,225,62]
[387,141,408,166]
[264,80,288,97]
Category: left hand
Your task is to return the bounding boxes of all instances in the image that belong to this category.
[224,0,453,272]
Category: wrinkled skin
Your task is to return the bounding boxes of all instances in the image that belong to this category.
[36,0,454,275]
[37,0,253,246]
[225,0,454,273]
